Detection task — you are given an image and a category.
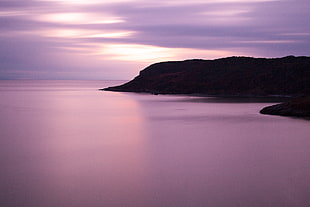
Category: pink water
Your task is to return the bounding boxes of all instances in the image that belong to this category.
[0,80,309,207]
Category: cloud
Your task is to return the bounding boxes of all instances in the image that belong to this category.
[0,0,309,79]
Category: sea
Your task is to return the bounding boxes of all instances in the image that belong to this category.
[0,80,309,207]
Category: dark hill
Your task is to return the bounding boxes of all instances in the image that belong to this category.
[102,56,310,96]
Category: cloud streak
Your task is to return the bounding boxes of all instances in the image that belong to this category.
[0,0,309,79]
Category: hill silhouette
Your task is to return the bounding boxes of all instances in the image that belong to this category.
[103,56,310,96]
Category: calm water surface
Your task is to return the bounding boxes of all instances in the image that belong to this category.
[0,80,309,207]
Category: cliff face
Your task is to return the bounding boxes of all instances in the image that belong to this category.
[103,56,310,96]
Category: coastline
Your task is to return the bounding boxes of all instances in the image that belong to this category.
[101,56,310,119]
[102,88,310,119]
[260,96,310,118]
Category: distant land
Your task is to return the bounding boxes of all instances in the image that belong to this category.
[102,56,310,118]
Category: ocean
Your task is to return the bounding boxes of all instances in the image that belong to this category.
[0,80,309,207]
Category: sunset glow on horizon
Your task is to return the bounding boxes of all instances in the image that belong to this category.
[0,0,309,79]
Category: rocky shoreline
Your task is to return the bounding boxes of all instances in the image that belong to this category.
[260,96,310,118]
[102,56,310,119]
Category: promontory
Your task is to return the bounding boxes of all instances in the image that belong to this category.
[102,56,310,117]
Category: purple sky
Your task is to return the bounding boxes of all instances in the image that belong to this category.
[1,0,309,79]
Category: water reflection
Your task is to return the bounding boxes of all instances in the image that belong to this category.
[0,82,149,207]
[131,93,310,207]
[41,91,149,207]
[0,81,309,207]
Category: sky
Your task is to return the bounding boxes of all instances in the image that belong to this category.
[0,0,309,80]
